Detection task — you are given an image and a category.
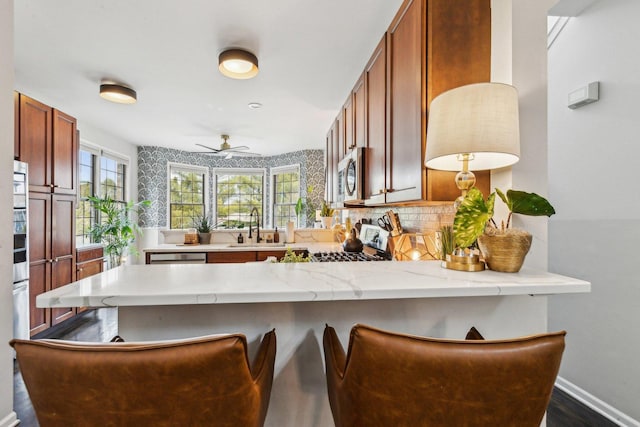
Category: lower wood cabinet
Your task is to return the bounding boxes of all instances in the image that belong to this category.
[76,245,104,313]
[205,249,309,263]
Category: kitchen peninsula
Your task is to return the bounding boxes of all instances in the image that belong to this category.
[37,261,589,427]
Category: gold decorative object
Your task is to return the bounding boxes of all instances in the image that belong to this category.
[393,233,435,261]
[477,231,532,273]
[444,251,485,272]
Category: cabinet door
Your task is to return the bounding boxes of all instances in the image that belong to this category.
[353,74,366,149]
[20,95,53,193]
[343,95,354,153]
[51,194,76,325]
[52,109,78,195]
[365,35,387,204]
[28,192,52,336]
[386,0,424,204]
[14,91,19,159]
[207,251,257,263]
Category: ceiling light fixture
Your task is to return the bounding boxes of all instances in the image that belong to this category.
[218,49,259,79]
[99,83,137,104]
[248,102,262,109]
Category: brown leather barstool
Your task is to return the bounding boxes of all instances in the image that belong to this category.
[323,324,565,427]
[11,330,276,427]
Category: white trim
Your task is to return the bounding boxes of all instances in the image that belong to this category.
[555,376,640,426]
[0,411,19,427]
[547,16,570,49]
[270,164,300,175]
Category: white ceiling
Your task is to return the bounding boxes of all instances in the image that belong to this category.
[14,0,403,156]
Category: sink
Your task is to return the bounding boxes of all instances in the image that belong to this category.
[227,243,287,248]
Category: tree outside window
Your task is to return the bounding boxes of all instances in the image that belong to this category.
[215,171,264,229]
[272,167,300,228]
[169,166,206,229]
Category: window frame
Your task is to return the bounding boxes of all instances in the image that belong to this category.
[213,167,266,230]
[166,162,209,230]
[75,141,131,247]
[270,164,301,229]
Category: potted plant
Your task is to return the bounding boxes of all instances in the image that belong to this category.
[453,187,555,272]
[320,200,335,229]
[193,214,213,244]
[88,196,151,268]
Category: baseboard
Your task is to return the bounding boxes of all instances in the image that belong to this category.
[0,411,19,427]
[556,376,640,427]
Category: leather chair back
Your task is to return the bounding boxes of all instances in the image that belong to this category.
[11,330,276,427]
[324,324,565,427]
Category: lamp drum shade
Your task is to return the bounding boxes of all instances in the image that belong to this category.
[218,49,259,79]
[99,84,137,104]
[425,82,520,171]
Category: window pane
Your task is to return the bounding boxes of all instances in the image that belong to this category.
[272,169,300,228]
[75,149,96,245]
[169,167,206,229]
[215,171,263,229]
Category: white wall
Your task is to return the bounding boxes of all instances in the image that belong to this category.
[0,1,17,425]
[548,0,640,423]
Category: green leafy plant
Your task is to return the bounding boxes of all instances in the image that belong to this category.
[295,185,315,227]
[437,225,455,260]
[453,187,555,248]
[320,200,335,217]
[279,247,311,263]
[192,214,213,233]
[88,196,151,268]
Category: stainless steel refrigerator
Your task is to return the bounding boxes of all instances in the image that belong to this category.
[13,160,29,341]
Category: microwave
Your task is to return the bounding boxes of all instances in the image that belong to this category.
[337,147,365,205]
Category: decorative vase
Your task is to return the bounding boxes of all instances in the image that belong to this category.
[477,230,532,273]
[198,232,212,244]
[286,220,295,243]
[321,216,333,229]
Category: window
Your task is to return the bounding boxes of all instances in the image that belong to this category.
[169,164,207,229]
[215,169,264,229]
[76,149,96,246]
[75,145,130,246]
[272,165,300,228]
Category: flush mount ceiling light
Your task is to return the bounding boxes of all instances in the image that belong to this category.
[218,49,259,79]
[99,83,137,104]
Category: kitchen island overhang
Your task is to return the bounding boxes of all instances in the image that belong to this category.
[36,261,590,427]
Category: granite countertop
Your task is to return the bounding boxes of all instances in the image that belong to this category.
[37,261,590,309]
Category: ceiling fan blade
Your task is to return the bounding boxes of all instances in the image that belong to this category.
[195,143,221,153]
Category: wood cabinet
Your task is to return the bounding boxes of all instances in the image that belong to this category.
[330,0,491,205]
[342,94,354,154]
[28,192,76,335]
[206,249,308,263]
[325,119,340,205]
[17,93,78,195]
[17,92,79,336]
[364,36,388,204]
[76,246,104,314]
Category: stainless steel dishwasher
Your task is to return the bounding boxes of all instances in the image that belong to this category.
[147,252,207,264]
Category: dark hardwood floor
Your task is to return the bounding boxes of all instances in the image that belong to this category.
[13,308,620,426]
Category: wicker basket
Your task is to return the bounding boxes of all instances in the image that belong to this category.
[477,231,532,273]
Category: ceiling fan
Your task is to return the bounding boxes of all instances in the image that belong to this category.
[194,134,260,158]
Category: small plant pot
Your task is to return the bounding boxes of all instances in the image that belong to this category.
[477,230,532,273]
[198,232,212,244]
[321,216,333,229]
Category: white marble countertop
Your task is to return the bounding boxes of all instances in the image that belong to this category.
[37,261,590,309]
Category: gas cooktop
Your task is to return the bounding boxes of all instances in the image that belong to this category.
[311,224,391,262]
[310,251,388,262]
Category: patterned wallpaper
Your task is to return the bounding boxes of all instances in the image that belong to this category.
[137,146,325,228]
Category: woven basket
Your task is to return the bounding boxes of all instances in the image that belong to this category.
[477,231,532,273]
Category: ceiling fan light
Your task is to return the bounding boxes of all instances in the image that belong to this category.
[99,84,137,104]
[218,49,259,79]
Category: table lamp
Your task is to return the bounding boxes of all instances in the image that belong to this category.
[425,82,521,206]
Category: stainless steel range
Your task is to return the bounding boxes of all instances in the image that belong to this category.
[311,224,391,262]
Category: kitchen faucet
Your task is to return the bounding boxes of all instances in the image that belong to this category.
[248,207,262,243]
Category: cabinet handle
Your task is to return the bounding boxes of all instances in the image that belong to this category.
[378,189,388,194]
[47,259,54,264]
[77,267,84,272]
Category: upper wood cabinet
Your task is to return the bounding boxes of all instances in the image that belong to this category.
[330,0,491,205]
[364,36,387,204]
[17,93,78,195]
